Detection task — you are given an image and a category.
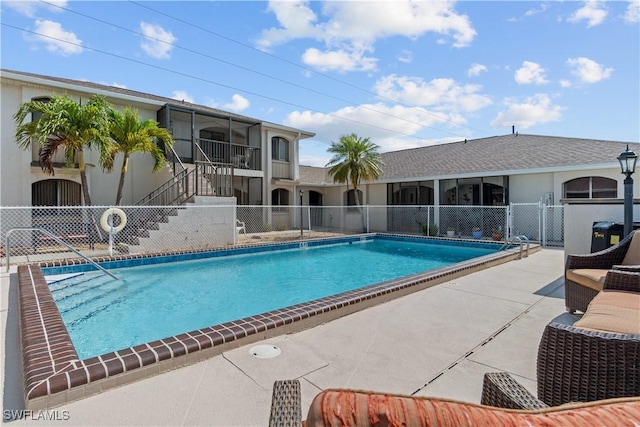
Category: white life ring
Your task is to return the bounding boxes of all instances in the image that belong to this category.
[100,208,127,233]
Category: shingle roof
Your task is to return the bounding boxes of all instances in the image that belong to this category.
[300,134,640,184]
[1,68,314,136]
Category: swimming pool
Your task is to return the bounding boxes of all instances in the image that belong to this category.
[49,238,494,359]
[17,233,534,410]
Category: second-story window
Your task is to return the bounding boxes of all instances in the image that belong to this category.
[272,137,289,161]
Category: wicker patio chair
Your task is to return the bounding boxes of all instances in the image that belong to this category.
[269,379,640,426]
[484,270,640,409]
[565,230,639,313]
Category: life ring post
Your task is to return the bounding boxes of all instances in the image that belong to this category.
[100,208,127,234]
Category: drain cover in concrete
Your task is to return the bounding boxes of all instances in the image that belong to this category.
[250,344,281,359]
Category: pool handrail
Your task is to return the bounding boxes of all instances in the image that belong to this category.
[4,227,118,280]
[499,235,530,259]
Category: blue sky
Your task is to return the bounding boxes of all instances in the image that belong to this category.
[2,1,639,167]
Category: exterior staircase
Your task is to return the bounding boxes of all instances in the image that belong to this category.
[114,146,235,253]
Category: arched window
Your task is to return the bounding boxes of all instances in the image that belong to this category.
[564,177,617,199]
[272,188,289,211]
[344,189,363,207]
[272,137,289,161]
[32,179,81,206]
[30,96,51,122]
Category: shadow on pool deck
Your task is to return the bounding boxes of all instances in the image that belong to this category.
[1,248,575,426]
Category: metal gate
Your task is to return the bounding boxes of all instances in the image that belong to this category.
[509,203,564,247]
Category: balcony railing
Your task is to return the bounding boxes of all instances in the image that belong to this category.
[195,138,261,171]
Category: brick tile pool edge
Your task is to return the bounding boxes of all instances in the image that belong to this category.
[16,234,538,409]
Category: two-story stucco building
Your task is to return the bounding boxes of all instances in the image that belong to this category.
[2,68,639,216]
[1,69,314,209]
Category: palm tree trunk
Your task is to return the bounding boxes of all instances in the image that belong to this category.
[78,149,103,241]
[115,155,129,205]
[78,149,92,206]
[353,184,366,232]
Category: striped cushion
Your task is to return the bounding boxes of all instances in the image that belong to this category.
[304,390,640,427]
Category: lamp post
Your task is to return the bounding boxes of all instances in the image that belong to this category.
[617,145,638,237]
[299,189,304,237]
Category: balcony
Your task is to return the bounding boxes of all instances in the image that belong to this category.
[195,138,261,171]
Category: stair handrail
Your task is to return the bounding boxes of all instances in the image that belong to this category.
[194,140,214,164]
[168,145,187,175]
[4,227,118,279]
[134,168,192,206]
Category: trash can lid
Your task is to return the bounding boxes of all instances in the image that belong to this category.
[593,221,614,228]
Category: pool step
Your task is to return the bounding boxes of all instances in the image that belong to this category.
[56,279,135,327]
[49,273,106,296]
[52,274,122,309]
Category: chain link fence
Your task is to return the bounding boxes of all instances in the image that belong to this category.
[1,203,563,267]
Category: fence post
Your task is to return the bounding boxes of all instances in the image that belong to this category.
[506,205,511,240]
[366,205,370,233]
[541,202,547,247]
[307,206,312,233]
[538,201,543,244]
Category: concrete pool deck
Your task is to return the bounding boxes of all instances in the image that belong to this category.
[1,248,576,426]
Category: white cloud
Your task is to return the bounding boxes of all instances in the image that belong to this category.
[559,79,572,88]
[139,22,176,59]
[257,1,476,71]
[284,102,467,154]
[4,0,68,17]
[301,47,377,72]
[514,61,548,85]
[467,63,487,77]
[567,1,608,27]
[490,94,564,129]
[566,57,613,83]
[525,3,549,17]
[397,50,412,64]
[299,154,331,167]
[29,20,82,56]
[624,0,640,23]
[207,94,250,112]
[373,74,492,113]
[100,82,127,89]
[171,91,194,104]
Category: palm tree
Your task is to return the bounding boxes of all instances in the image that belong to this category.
[14,95,113,206]
[325,133,384,229]
[106,107,174,205]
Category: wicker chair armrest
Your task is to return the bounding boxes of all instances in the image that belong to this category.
[565,232,634,270]
[612,264,640,272]
[481,372,548,410]
[537,322,640,406]
[269,380,303,427]
[603,269,640,292]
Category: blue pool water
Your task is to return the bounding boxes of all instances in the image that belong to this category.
[48,238,495,359]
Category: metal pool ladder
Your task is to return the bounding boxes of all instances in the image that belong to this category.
[4,227,118,280]
[499,235,530,259]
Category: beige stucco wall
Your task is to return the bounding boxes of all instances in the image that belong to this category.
[509,173,554,204]
[1,77,176,206]
[564,201,640,257]
[1,83,33,206]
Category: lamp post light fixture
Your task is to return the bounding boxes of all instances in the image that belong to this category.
[617,145,638,237]
[299,189,304,237]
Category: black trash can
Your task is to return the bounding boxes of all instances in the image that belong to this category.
[591,221,624,253]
